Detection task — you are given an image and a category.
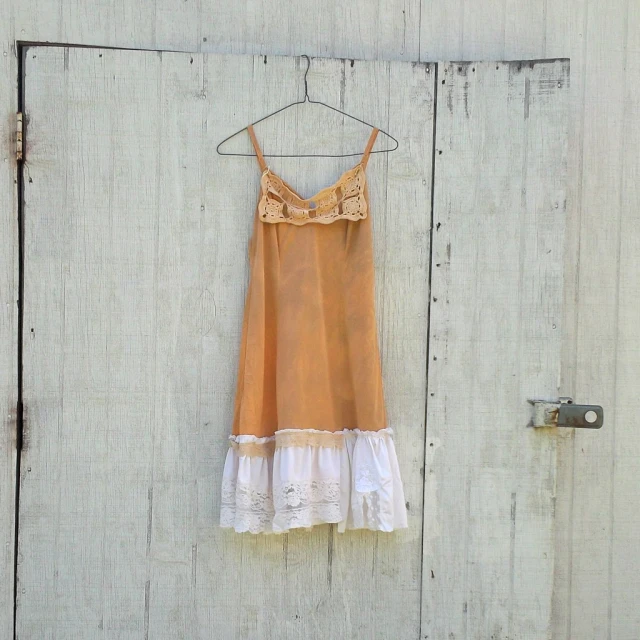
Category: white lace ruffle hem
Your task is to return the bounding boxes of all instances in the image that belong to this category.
[219,427,408,534]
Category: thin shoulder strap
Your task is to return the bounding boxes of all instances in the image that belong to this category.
[361,127,379,168]
[247,124,267,172]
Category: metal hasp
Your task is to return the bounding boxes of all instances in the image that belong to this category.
[528,397,604,429]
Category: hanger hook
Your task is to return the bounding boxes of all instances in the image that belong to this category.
[302,54,310,102]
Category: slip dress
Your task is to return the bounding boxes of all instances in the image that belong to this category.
[219,124,408,534]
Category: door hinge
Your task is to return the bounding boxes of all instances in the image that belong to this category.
[527,396,604,429]
[16,112,23,161]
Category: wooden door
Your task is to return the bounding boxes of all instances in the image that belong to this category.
[422,60,570,640]
[17,47,568,639]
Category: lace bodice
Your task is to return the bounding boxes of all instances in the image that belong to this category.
[258,163,369,225]
[246,123,379,226]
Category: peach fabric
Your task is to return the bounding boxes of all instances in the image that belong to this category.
[232,125,386,439]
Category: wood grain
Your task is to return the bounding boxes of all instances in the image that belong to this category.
[19,46,163,637]
[423,60,569,640]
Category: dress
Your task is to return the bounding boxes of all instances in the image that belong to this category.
[219,124,408,534]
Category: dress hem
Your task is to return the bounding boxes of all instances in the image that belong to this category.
[219,427,409,534]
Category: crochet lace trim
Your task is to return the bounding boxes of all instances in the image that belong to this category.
[258,163,368,225]
[228,427,387,457]
[220,478,344,533]
[220,427,408,534]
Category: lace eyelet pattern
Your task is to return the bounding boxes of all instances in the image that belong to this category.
[219,427,409,534]
[258,164,369,225]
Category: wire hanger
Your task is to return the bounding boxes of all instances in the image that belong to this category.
[216,54,399,159]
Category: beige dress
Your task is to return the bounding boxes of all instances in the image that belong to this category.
[219,124,408,534]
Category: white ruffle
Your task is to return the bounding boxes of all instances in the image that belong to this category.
[219,428,408,534]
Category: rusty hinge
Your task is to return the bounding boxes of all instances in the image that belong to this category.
[16,112,23,161]
[527,397,604,429]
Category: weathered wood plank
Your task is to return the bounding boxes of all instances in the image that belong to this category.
[422,0,548,62]
[12,0,423,63]
[0,16,19,640]
[504,0,547,59]
[612,7,640,635]
[568,0,629,636]
[543,2,589,637]
[422,59,569,640]
[460,1,508,59]
[19,46,162,637]
[510,59,570,640]
[142,50,207,638]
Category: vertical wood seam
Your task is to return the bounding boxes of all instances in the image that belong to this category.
[419,60,438,640]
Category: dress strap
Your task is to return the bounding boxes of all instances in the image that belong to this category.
[247,124,268,172]
[361,127,379,168]
[248,123,378,171]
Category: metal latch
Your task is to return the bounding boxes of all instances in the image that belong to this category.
[527,397,603,429]
[16,112,23,161]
